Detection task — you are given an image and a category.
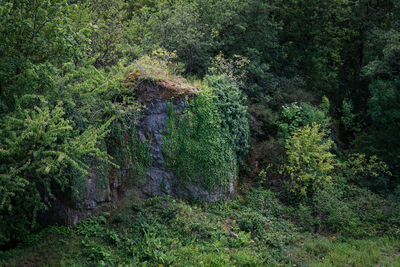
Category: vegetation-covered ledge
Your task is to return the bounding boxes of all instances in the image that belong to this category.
[128,70,248,201]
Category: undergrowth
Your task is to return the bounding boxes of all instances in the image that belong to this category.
[1,187,399,266]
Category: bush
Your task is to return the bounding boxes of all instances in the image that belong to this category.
[208,53,250,86]
[293,178,400,237]
[128,49,184,81]
[341,99,361,133]
[283,123,336,199]
[296,204,316,231]
[278,98,330,139]
[343,153,392,192]
[0,97,111,246]
[311,186,364,236]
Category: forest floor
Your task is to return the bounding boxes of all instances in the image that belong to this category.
[1,187,399,267]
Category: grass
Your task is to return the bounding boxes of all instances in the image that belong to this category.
[1,188,399,266]
[292,236,400,267]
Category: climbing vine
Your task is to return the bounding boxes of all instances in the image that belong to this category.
[162,88,235,191]
[129,127,153,180]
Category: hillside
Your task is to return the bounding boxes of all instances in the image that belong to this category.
[1,0,400,266]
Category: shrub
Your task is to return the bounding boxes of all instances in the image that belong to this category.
[0,97,112,246]
[283,123,336,199]
[81,237,111,263]
[129,49,184,81]
[312,186,364,236]
[294,179,400,237]
[208,53,250,86]
[278,98,330,139]
[296,204,316,231]
[343,153,392,192]
[343,185,400,237]
[341,99,361,133]
[237,211,267,236]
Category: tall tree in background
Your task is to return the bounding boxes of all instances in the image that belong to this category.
[0,0,90,112]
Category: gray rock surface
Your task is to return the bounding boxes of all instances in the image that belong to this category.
[136,83,234,202]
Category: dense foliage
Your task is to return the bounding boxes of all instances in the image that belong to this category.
[206,75,249,162]
[283,123,336,199]
[1,0,400,264]
[277,98,330,139]
[163,89,235,191]
[1,191,399,266]
[0,97,111,245]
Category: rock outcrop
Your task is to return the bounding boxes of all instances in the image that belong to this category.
[134,78,234,202]
[41,74,234,225]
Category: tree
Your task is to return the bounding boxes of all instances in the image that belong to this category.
[0,97,111,246]
[283,123,336,199]
[278,0,356,102]
[355,29,400,182]
[0,0,90,111]
[81,0,130,68]
[127,0,218,74]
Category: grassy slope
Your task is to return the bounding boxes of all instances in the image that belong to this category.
[1,188,399,267]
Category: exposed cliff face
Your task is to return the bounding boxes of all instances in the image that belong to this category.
[41,74,234,225]
[135,79,234,202]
